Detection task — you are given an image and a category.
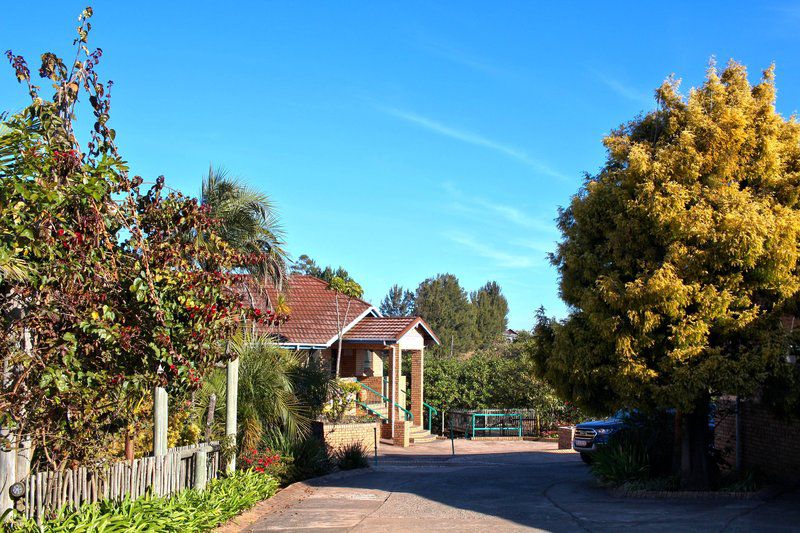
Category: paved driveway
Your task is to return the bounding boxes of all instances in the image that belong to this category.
[244,440,800,532]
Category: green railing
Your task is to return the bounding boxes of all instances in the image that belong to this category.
[471,412,522,439]
[423,402,438,431]
[357,381,413,422]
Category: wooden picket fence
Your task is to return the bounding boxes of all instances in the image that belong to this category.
[20,442,221,522]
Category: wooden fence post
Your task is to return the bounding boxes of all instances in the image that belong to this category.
[193,446,207,491]
[0,429,15,519]
[225,357,239,474]
[153,386,168,457]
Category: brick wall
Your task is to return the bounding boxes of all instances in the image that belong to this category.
[312,421,380,454]
[715,399,800,482]
[393,420,410,447]
[359,376,384,404]
[339,348,358,377]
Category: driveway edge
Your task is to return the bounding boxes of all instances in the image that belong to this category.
[214,468,373,533]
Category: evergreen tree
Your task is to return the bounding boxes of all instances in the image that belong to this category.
[471,281,509,347]
[414,274,478,355]
[540,61,800,488]
[290,254,359,285]
[380,285,415,317]
[291,254,321,277]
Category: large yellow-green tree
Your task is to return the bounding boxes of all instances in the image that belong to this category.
[541,61,800,488]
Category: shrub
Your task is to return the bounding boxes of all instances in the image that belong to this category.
[590,412,675,486]
[11,470,278,532]
[263,431,333,483]
[334,442,370,470]
[717,468,763,492]
[324,379,361,422]
[591,440,650,484]
[239,447,285,477]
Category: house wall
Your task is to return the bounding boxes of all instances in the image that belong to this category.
[322,348,386,378]
[398,327,425,350]
[715,398,800,482]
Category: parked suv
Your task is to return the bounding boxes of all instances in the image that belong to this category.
[572,410,628,463]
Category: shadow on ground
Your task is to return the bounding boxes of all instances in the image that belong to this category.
[247,440,800,532]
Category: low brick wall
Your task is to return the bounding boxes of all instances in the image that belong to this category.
[715,399,800,482]
[312,421,379,454]
[558,426,574,450]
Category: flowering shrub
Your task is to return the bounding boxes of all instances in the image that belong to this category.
[323,380,361,422]
[0,9,285,466]
[239,448,283,475]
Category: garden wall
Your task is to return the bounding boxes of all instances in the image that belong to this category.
[312,421,379,454]
[715,398,800,482]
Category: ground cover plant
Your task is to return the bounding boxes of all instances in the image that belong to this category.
[10,470,279,532]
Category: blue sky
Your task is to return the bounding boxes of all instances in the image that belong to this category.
[3,2,800,329]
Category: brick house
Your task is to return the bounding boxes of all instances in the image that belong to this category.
[245,275,440,447]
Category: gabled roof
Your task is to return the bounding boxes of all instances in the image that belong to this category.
[258,275,378,348]
[343,316,440,345]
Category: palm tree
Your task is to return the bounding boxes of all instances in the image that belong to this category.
[200,166,288,288]
[196,333,309,450]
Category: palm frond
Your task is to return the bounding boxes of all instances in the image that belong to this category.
[200,165,288,287]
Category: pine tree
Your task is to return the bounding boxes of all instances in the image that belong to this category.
[414,274,478,356]
[380,285,415,317]
[471,281,509,348]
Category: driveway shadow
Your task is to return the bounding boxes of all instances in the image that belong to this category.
[249,441,800,532]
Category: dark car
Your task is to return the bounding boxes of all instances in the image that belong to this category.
[573,406,716,464]
[572,410,628,463]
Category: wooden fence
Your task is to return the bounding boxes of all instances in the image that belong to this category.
[20,442,221,522]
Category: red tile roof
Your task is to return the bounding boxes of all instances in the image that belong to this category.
[258,275,376,346]
[343,316,439,344]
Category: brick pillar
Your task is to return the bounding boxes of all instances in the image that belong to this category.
[387,345,398,439]
[393,420,410,447]
[411,349,424,426]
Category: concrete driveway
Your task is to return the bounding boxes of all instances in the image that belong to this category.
[243,440,800,532]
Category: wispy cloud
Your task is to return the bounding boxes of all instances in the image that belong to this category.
[443,231,535,268]
[418,39,506,78]
[442,182,559,233]
[377,106,567,180]
[511,237,558,254]
[589,68,652,104]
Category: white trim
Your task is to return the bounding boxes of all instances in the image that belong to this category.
[277,343,327,350]
[323,306,379,347]
[412,319,440,345]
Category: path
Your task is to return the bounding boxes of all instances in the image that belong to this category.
[243,440,800,532]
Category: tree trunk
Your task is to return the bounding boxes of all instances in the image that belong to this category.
[124,430,135,461]
[205,393,216,444]
[679,396,711,490]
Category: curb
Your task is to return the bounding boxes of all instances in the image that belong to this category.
[609,484,785,501]
[214,468,373,532]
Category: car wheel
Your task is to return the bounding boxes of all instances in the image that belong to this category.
[580,452,592,464]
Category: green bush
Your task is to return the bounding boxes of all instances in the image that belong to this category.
[263,431,333,483]
[334,442,370,470]
[11,470,278,532]
[590,441,650,485]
